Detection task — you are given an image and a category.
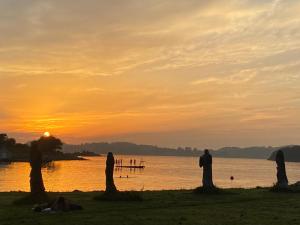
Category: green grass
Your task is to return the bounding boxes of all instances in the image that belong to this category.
[94,191,143,201]
[0,188,299,225]
[13,192,51,205]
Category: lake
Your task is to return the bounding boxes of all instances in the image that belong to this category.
[0,155,299,192]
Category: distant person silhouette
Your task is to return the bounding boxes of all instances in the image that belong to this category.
[276,150,288,188]
[105,152,117,193]
[29,141,45,195]
[199,149,214,189]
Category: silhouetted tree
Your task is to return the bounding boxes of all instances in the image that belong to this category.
[105,152,117,193]
[29,141,45,195]
[199,149,214,189]
[0,133,16,148]
[36,135,63,154]
[276,150,288,188]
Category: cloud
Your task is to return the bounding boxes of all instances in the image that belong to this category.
[0,0,300,147]
[191,70,256,85]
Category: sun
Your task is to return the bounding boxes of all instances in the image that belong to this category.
[43,131,51,137]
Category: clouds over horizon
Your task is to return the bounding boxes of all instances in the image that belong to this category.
[0,0,300,148]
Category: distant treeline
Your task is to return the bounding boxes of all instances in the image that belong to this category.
[62,142,300,162]
[62,142,277,159]
[63,142,202,156]
[268,146,300,162]
[212,146,279,159]
[2,132,300,162]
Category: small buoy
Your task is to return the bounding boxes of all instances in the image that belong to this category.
[230,176,234,180]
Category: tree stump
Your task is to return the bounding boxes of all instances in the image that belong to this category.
[29,141,45,195]
[199,149,214,189]
[105,152,117,193]
[276,150,288,188]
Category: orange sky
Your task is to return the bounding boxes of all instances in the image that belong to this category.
[1,0,300,148]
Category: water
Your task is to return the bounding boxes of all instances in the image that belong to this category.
[0,156,299,192]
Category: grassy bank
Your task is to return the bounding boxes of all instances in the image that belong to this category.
[0,189,299,225]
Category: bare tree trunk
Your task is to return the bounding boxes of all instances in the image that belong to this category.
[105,152,117,193]
[276,150,288,188]
[30,142,45,195]
[199,150,214,189]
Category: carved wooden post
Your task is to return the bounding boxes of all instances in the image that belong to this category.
[105,152,117,193]
[30,141,45,195]
[276,150,288,188]
[199,149,214,189]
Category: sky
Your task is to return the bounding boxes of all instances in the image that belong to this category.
[0,0,300,149]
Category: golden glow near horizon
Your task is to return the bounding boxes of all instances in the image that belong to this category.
[43,131,50,137]
[0,0,300,148]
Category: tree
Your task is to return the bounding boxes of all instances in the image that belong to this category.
[28,135,62,195]
[0,133,16,148]
[29,141,45,195]
[35,135,63,154]
[105,152,117,193]
[0,134,7,145]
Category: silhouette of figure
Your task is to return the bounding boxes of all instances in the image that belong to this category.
[199,149,214,189]
[276,150,288,188]
[130,159,132,166]
[105,152,117,193]
[29,141,45,195]
[33,196,82,212]
[134,159,136,166]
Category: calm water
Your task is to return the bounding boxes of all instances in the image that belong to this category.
[0,155,299,192]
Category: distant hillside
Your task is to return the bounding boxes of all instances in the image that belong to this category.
[63,142,283,160]
[268,146,300,162]
[63,142,202,156]
[212,146,278,159]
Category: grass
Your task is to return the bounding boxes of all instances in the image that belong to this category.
[193,186,225,194]
[94,191,143,201]
[270,183,300,193]
[13,192,51,205]
[0,188,299,225]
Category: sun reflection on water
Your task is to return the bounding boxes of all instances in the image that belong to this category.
[0,156,299,192]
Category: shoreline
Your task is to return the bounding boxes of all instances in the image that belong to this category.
[1,183,299,193]
[2,154,300,163]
